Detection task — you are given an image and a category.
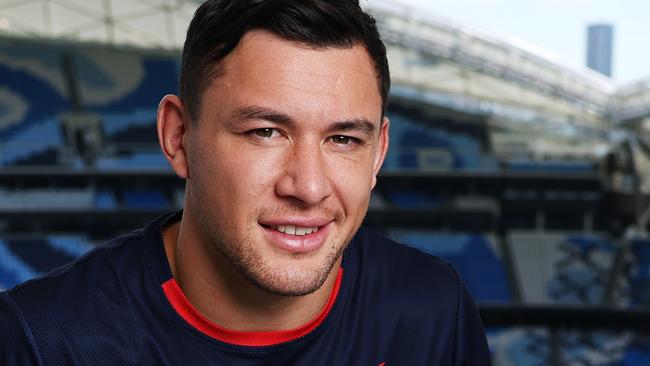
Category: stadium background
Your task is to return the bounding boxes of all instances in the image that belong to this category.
[2,0,650,364]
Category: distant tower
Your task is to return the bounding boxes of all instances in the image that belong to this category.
[586,24,613,77]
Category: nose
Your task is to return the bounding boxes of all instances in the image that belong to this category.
[275,141,332,206]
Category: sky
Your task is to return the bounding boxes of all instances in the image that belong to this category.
[392,0,650,85]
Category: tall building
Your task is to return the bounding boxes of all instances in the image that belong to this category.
[587,24,614,77]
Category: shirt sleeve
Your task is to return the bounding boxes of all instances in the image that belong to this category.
[453,282,492,366]
[0,291,42,365]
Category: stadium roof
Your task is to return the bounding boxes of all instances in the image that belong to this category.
[1,0,650,125]
[0,0,200,49]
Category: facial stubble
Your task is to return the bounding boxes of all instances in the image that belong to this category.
[195,199,348,297]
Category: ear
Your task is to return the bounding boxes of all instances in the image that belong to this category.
[157,94,190,179]
[371,116,390,190]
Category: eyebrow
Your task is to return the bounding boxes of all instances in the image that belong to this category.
[233,105,293,124]
[232,105,377,136]
[328,119,376,136]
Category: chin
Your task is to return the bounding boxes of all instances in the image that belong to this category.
[238,244,343,297]
[211,219,346,297]
[245,264,332,297]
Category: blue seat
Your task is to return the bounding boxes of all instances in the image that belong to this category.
[629,239,650,306]
[95,190,118,209]
[547,235,615,305]
[619,340,650,365]
[123,189,169,209]
[384,189,441,209]
[385,113,493,172]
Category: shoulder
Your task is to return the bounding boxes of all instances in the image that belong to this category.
[9,230,147,303]
[348,228,463,314]
[3,230,149,331]
[346,229,491,364]
[0,230,152,362]
[352,227,461,293]
[0,291,42,364]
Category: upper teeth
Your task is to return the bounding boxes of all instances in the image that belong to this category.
[274,225,319,236]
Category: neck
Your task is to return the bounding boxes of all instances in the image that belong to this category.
[161,214,340,332]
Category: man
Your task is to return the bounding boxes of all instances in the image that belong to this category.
[1,0,491,364]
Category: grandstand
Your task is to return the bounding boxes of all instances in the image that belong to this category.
[2,0,650,364]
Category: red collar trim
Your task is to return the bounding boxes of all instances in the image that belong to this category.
[162,268,343,347]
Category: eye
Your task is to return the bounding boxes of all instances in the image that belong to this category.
[330,135,358,145]
[252,128,280,138]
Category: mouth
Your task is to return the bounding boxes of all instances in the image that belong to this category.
[269,224,320,236]
[259,221,332,254]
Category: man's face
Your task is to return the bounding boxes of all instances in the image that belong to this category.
[184,30,388,296]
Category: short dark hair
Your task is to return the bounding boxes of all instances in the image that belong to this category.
[180,0,390,123]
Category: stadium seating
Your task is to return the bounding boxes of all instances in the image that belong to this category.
[0,32,642,366]
[508,231,615,305]
[506,159,595,173]
[100,109,158,141]
[383,189,442,209]
[488,328,550,366]
[0,44,71,131]
[628,238,650,306]
[123,189,169,209]
[1,118,64,166]
[95,190,119,210]
[73,51,178,113]
[489,327,643,365]
[383,114,498,172]
[94,152,169,171]
[488,232,650,366]
[618,339,650,365]
[0,43,70,167]
[0,42,177,168]
[547,235,616,304]
[0,189,94,211]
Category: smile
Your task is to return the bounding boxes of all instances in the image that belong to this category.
[261,221,331,253]
[272,225,319,236]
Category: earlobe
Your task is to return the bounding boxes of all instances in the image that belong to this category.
[157,94,190,179]
[371,117,390,189]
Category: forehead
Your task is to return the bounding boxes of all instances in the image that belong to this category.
[205,30,383,123]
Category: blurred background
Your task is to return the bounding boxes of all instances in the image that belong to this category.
[2,0,650,364]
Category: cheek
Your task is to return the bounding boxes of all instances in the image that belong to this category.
[198,140,283,211]
[236,147,285,198]
[329,156,374,209]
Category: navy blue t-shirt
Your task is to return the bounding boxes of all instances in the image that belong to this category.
[0,213,490,365]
